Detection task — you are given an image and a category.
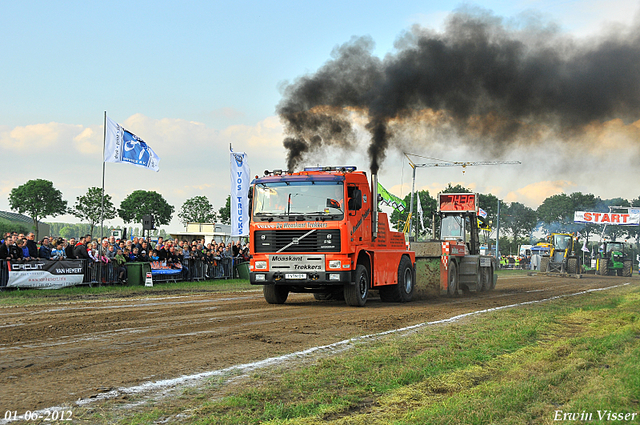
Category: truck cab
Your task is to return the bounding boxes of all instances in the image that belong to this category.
[249,166,415,306]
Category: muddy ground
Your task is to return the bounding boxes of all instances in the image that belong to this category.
[0,273,636,413]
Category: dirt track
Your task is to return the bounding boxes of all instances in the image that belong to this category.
[0,273,636,413]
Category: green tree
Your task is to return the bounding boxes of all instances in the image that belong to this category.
[178,196,217,226]
[8,179,67,239]
[218,195,231,225]
[503,202,538,247]
[389,190,437,239]
[536,194,575,232]
[441,183,472,194]
[71,187,117,237]
[118,190,174,226]
[59,225,78,239]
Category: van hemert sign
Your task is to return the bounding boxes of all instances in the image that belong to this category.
[574,211,640,226]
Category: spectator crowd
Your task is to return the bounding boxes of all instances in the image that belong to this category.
[1,231,251,284]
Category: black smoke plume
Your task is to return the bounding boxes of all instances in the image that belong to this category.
[277,7,640,174]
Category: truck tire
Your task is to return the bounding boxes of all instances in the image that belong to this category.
[344,264,369,307]
[263,285,289,304]
[480,267,494,291]
[567,258,578,275]
[540,257,550,272]
[380,256,414,303]
[488,266,496,291]
[597,258,608,276]
[447,261,458,297]
[623,260,632,277]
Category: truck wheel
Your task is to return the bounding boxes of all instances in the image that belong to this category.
[380,256,414,303]
[597,258,608,276]
[540,257,550,272]
[447,262,458,297]
[567,258,578,274]
[344,264,369,307]
[488,266,495,291]
[623,260,632,277]
[263,285,289,304]
[480,268,491,291]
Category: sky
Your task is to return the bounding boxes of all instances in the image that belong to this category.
[1,0,639,233]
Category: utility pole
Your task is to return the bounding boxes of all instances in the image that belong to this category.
[496,199,500,259]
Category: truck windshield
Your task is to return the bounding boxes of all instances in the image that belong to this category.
[441,215,464,240]
[552,235,572,250]
[253,181,344,218]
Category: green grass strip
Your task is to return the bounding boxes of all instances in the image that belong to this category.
[159,284,639,425]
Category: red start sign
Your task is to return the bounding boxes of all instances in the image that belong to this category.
[439,193,476,212]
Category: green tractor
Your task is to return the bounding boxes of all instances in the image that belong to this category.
[539,233,580,274]
[596,242,633,277]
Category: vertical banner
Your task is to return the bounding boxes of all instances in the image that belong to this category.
[230,151,250,236]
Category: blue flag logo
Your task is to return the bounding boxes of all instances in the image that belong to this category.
[122,130,152,167]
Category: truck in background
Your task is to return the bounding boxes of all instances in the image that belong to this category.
[410,193,497,296]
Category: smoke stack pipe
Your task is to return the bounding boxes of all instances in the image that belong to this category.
[371,173,378,240]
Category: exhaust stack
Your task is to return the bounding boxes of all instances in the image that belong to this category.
[371,173,378,240]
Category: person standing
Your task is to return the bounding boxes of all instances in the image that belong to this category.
[65,238,77,259]
[26,233,38,258]
[39,237,52,259]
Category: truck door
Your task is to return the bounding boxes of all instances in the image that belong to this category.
[347,184,370,248]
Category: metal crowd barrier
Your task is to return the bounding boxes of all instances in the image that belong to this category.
[0,260,8,289]
[0,257,241,290]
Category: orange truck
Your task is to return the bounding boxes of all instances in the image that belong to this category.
[248,166,415,306]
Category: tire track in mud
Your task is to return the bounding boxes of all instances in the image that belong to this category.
[0,275,634,413]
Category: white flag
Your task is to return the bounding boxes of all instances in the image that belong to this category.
[104,116,160,172]
[230,150,250,237]
[416,194,426,232]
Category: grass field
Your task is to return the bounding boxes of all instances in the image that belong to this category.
[68,283,640,424]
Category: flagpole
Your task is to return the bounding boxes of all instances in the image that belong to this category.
[99,111,106,285]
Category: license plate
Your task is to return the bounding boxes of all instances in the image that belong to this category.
[285,273,307,280]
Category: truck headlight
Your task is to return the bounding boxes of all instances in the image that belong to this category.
[255,274,266,281]
[255,261,267,270]
[329,273,341,281]
[329,260,341,269]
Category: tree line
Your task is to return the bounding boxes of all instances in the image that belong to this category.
[7,179,232,238]
[7,179,640,251]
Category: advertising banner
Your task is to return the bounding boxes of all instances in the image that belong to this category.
[6,260,85,289]
[574,210,640,226]
[230,151,250,236]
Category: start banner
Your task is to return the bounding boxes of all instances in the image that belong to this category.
[574,210,640,226]
[6,260,84,289]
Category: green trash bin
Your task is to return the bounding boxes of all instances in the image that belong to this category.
[235,262,250,280]
[125,262,145,286]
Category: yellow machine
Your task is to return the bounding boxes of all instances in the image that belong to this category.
[539,233,580,274]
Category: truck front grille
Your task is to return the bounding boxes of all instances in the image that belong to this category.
[254,229,341,253]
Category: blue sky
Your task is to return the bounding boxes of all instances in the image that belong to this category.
[1,0,639,232]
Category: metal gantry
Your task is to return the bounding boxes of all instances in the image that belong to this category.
[404,152,521,243]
